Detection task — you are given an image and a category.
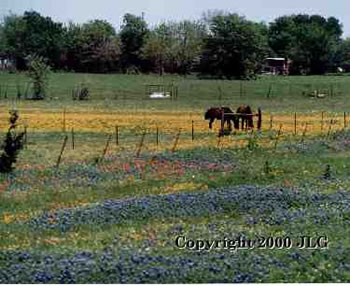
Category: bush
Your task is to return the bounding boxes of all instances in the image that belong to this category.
[72,85,90,100]
[0,110,25,173]
[26,55,51,100]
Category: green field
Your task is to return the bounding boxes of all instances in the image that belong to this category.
[1,71,350,112]
[0,71,349,283]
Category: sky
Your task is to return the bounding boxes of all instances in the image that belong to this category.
[1,0,350,37]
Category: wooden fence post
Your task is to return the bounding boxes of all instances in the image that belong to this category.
[56,135,68,169]
[330,84,334,97]
[172,129,181,153]
[102,134,112,160]
[24,125,28,149]
[327,119,334,137]
[257,108,262,131]
[344,112,347,130]
[115,125,119,146]
[266,84,272,98]
[220,111,225,136]
[136,131,146,157]
[269,115,273,131]
[191,120,194,141]
[71,128,75,149]
[3,85,7,98]
[62,108,66,133]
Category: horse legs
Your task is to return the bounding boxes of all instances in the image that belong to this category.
[233,116,239,130]
[209,119,214,129]
[227,119,232,131]
[249,118,254,129]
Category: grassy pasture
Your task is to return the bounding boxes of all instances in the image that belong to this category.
[0,71,349,283]
[0,71,350,112]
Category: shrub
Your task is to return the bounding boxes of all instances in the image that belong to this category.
[26,55,51,100]
[323,164,332,180]
[0,110,25,173]
[72,85,90,100]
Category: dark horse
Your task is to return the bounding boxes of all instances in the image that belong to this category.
[236,105,254,130]
[204,107,239,130]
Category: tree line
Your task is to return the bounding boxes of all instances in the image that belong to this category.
[0,10,348,78]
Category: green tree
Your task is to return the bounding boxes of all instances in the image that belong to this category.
[63,20,120,72]
[79,20,119,72]
[333,38,350,67]
[199,13,268,79]
[269,14,343,74]
[142,29,168,75]
[172,20,206,75]
[63,22,83,71]
[1,11,65,69]
[0,23,6,57]
[120,13,149,72]
[143,20,206,75]
[23,11,65,68]
[1,13,27,69]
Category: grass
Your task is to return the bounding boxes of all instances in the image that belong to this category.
[0,71,349,282]
[0,71,350,111]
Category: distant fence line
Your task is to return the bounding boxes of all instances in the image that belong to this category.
[0,74,347,101]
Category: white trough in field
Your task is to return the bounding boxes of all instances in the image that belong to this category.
[149,92,171,99]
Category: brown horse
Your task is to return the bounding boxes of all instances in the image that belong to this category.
[204,107,238,130]
[236,105,254,130]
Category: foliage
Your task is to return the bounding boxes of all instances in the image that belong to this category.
[26,54,51,100]
[199,13,269,79]
[0,9,346,76]
[1,11,65,70]
[1,13,27,69]
[269,14,343,74]
[142,30,168,75]
[167,20,206,75]
[0,23,6,57]
[120,13,149,72]
[63,20,121,73]
[0,110,25,173]
[142,20,205,75]
[333,37,350,70]
[246,132,260,150]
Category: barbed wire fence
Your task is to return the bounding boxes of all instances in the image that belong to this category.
[8,110,348,165]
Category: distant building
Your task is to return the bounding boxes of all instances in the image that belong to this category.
[0,57,14,70]
[263,58,291,75]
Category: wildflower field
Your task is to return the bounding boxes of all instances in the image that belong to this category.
[0,72,349,283]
